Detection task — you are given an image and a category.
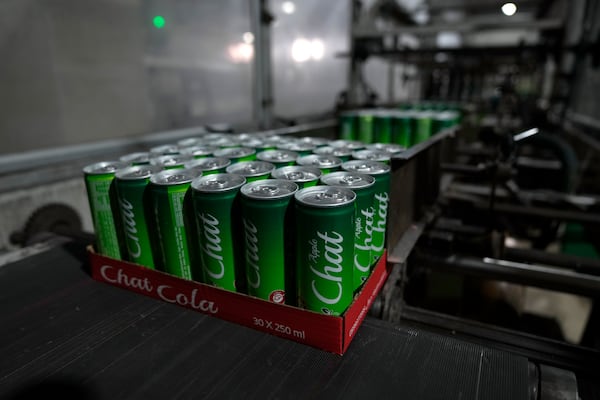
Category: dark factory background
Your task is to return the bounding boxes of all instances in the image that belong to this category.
[1,1,600,399]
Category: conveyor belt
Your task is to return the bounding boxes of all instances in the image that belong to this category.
[0,242,532,399]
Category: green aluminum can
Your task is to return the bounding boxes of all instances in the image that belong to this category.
[150,154,193,170]
[295,185,356,315]
[296,154,343,175]
[312,145,353,162]
[271,165,322,189]
[358,111,375,144]
[184,157,231,175]
[256,149,298,167]
[83,161,128,259]
[351,149,392,164]
[114,165,163,268]
[342,160,390,265]
[320,171,376,292]
[149,168,200,279]
[392,111,413,148]
[240,179,299,304]
[413,111,433,144]
[191,173,246,292]
[339,111,357,141]
[213,146,256,164]
[120,152,151,166]
[226,161,275,182]
[432,111,458,134]
[374,111,393,144]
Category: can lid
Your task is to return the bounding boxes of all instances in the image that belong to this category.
[277,141,316,152]
[271,165,322,182]
[320,171,375,189]
[296,136,330,147]
[241,138,265,148]
[119,152,151,164]
[149,168,200,185]
[150,154,193,167]
[341,160,391,175]
[241,179,298,200]
[313,145,353,157]
[208,137,240,148]
[116,165,163,180]
[296,154,342,168]
[366,143,405,154]
[179,145,217,157]
[201,133,227,142]
[351,149,391,162]
[213,147,255,159]
[177,137,204,147]
[149,144,180,155]
[83,161,128,175]
[295,185,356,207]
[191,173,246,192]
[329,140,365,150]
[226,161,275,177]
[256,149,298,163]
[184,156,231,171]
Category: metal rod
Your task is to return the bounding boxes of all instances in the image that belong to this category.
[251,0,274,129]
[503,247,600,276]
[414,253,600,297]
[354,18,564,37]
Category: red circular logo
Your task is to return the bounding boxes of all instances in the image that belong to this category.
[269,290,285,304]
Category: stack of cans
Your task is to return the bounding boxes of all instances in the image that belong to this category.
[83,131,392,316]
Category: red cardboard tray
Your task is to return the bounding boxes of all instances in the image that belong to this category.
[88,248,389,355]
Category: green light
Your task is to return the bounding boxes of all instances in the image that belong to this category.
[153,15,165,29]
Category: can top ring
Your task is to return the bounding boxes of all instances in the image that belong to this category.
[241,179,298,200]
[83,161,128,175]
[296,154,343,168]
[191,173,246,192]
[149,144,180,155]
[185,156,231,171]
[342,160,390,175]
[150,154,193,167]
[366,143,406,154]
[256,149,298,162]
[351,149,391,162]
[271,165,322,182]
[150,168,200,185]
[329,140,365,150]
[119,152,150,164]
[226,161,275,177]
[116,165,162,180]
[213,147,256,158]
[320,171,375,189]
[313,146,353,157]
[295,185,356,207]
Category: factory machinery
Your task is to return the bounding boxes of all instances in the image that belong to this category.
[2,1,600,399]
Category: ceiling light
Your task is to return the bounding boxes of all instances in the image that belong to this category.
[282,1,295,15]
[501,3,517,16]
